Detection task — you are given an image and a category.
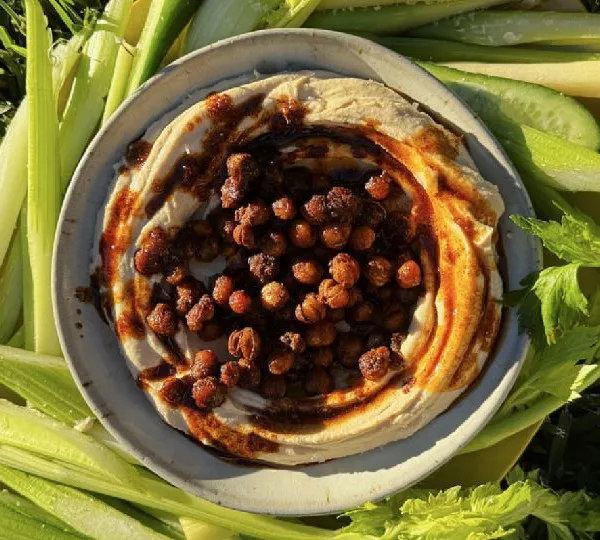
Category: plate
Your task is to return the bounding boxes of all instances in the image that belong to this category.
[52,29,541,515]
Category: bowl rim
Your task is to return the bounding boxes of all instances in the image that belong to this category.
[52,28,541,515]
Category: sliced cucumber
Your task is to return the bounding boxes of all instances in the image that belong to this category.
[409,11,600,47]
[421,62,600,149]
[499,123,600,192]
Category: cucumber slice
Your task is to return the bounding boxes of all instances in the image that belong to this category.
[421,62,600,149]
[409,11,600,47]
[499,123,600,192]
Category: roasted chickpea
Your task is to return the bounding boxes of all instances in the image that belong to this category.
[329,253,360,288]
[175,278,204,315]
[304,367,333,395]
[220,361,241,387]
[311,347,334,368]
[229,290,252,314]
[220,176,246,209]
[261,374,287,399]
[232,223,255,248]
[192,376,226,409]
[159,378,188,407]
[191,350,218,379]
[335,333,364,368]
[349,226,376,251]
[147,303,177,336]
[383,309,407,332]
[185,295,215,332]
[302,194,329,225]
[396,259,422,289]
[289,219,317,248]
[268,349,295,375]
[221,219,237,243]
[295,293,327,324]
[134,228,171,275]
[360,201,386,228]
[272,196,296,220]
[228,327,261,360]
[358,346,391,381]
[319,223,351,250]
[352,302,374,323]
[280,332,306,353]
[305,320,337,348]
[259,231,287,257]
[165,263,186,285]
[328,308,346,323]
[248,253,279,284]
[292,259,323,285]
[346,288,363,307]
[365,255,394,287]
[326,186,361,223]
[235,200,270,226]
[238,362,261,389]
[212,275,235,306]
[365,173,391,200]
[226,152,259,183]
[261,282,290,311]
[318,278,349,309]
[367,332,388,350]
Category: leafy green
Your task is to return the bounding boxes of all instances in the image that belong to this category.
[512,212,600,266]
[338,478,600,540]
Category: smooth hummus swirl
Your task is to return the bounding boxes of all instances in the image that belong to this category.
[95,72,504,465]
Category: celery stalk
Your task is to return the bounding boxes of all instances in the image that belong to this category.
[0,400,140,486]
[0,101,26,269]
[375,36,600,63]
[125,0,203,95]
[0,490,83,537]
[318,0,456,8]
[20,211,33,351]
[0,346,91,424]
[7,327,24,348]
[409,11,600,47]
[180,518,240,540]
[0,466,171,540]
[24,0,62,356]
[58,0,132,193]
[0,446,337,540]
[0,229,23,344]
[304,0,510,34]
[101,43,135,125]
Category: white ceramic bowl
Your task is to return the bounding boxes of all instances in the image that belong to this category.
[53,29,540,515]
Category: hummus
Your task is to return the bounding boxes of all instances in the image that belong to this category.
[94,72,504,465]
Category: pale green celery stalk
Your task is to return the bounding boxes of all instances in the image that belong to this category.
[101,43,135,125]
[180,518,240,540]
[24,0,62,356]
[0,102,27,268]
[0,346,91,424]
[498,124,600,192]
[183,0,267,54]
[125,0,203,95]
[374,36,600,63]
[409,10,600,47]
[0,400,139,485]
[58,0,132,193]
[7,327,24,348]
[318,0,455,8]
[304,0,510,34]
[0,229,23,344]
[0,465,171,540]
[463,362,600,453]
[0,446,337,540]
[138,508,185,540]
[184,0,321,55]
[0,490,83,537]
[20,212,33,351]
[0,499,84,539]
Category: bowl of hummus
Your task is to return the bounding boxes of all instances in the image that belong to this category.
[53,29,540,514]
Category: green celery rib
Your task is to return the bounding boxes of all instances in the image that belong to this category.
[263,0,323,28]
[0,446,337,540]
[24,0,62,356]
[0,102,27,269]
[0,489,84,537]
[318,0,456,8]
[304,0,510,34]
[184,0,268,53]
[0,466,171,540]
[126,0,203,95]
[409,10,600,47]
[0,400,140,486]
[0,501,83,539]
[7,327,25,348]
[419,62,600,149]
[179,518,240,540]
[101,43,135,125]
[58,0,133,193]
[0,345,91,424]
[0,229,23,344]
[374,36,600,63]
